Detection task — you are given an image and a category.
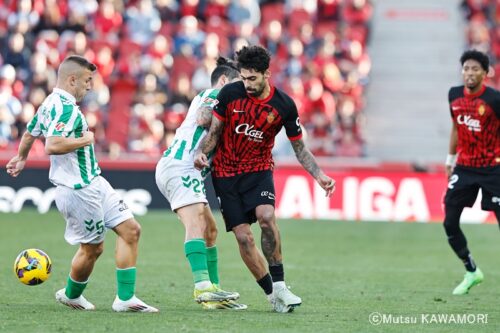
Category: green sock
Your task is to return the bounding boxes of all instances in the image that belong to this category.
[65,275,88,299]
[184,239,209,283]
[116,267,136,301]
[206,245,220,286]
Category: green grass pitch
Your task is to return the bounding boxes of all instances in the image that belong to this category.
[1,209,499,333]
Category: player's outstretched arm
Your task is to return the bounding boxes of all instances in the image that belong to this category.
[6,131,37,177]
[290,138,336,197]
[45,131,94,155]
[194,117,224,170]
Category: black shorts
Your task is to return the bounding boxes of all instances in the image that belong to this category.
[444,165,500,211]
[212,170,275,232]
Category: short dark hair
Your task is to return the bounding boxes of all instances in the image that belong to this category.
[210,57,239,86]
[460,50,489,71]
[235,45,271,73]
[64,55,97,71]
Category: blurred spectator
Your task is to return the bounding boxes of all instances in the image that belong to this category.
[125,0,161,46]
[302,77,336,124]
[0,65,22,118]
[228,0,261,27]
[3,33,31,79]
[2,0,373,158]
[93,0,122,43]
[174,15,206,57]
[7,0,40,32]
[461,1,500,90]
[0,104,15,148]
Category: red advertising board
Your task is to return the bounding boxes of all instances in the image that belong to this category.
[273,167,496,224]
[0,155,495,223]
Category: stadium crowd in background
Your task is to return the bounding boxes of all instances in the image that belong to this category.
[461,0,500,87]
[0,0,372,158]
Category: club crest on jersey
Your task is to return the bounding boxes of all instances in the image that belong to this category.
[266,112,275,124]
[478,104,485,116]
[55,122,65,132]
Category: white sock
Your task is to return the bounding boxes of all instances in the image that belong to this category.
[273,281,286,289]
[194,280,212,290]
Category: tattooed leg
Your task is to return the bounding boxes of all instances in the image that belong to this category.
[256,205,282,265]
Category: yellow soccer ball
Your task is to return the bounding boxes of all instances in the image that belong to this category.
[14,249,52,285]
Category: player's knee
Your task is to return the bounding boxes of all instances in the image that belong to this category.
[256,210,275,227]
[443,205,462,235]
[234,228,255,249]
[123,220,141,244]
[94,244,104,258]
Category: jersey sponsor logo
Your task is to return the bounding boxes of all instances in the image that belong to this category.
[261,191,275,200]
[235,123,264,140]
[456,115,481,132]
[296,117,300,127]
[478,104,485,116]
[203,97,215,104]
[233,109,245,113]
[55,122,65,132]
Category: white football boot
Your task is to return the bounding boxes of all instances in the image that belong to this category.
[112,295,159,313]
[272,282,302,313]
[55,288,95,310]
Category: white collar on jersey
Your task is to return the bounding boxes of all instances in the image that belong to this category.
[53,88,77,104]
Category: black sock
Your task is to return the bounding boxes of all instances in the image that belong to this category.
[494,210,500,227]
[444,205,476,272]
[462,253,476,272]
[269,264,284,282]
[257,273,273,295]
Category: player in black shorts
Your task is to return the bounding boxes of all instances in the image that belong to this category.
[194,45,335,312]
[444,50,500,295]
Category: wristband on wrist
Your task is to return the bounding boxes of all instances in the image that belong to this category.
[445,154,457,166]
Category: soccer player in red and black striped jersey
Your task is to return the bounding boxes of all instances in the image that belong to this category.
[444,50,500,295]
[194,45,335,312]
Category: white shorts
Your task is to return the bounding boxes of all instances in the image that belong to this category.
[155,157,208,211]
[54,176,134,245]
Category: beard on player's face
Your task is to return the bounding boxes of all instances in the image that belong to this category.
[246,79,265,97]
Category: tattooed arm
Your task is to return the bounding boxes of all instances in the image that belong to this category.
[291,138,336,197]
[196,105,213,128]
[194,117,224,170]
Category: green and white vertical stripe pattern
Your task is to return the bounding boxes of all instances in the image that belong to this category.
[163,88,219,163]
[27,88,100,189]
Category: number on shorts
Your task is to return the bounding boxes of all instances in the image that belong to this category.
[448,174,459,189]
[96,220,104,235]
[192,179,201,193]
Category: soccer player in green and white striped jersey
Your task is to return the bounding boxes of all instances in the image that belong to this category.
[156,57,246,310]
[6,55,158,313]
